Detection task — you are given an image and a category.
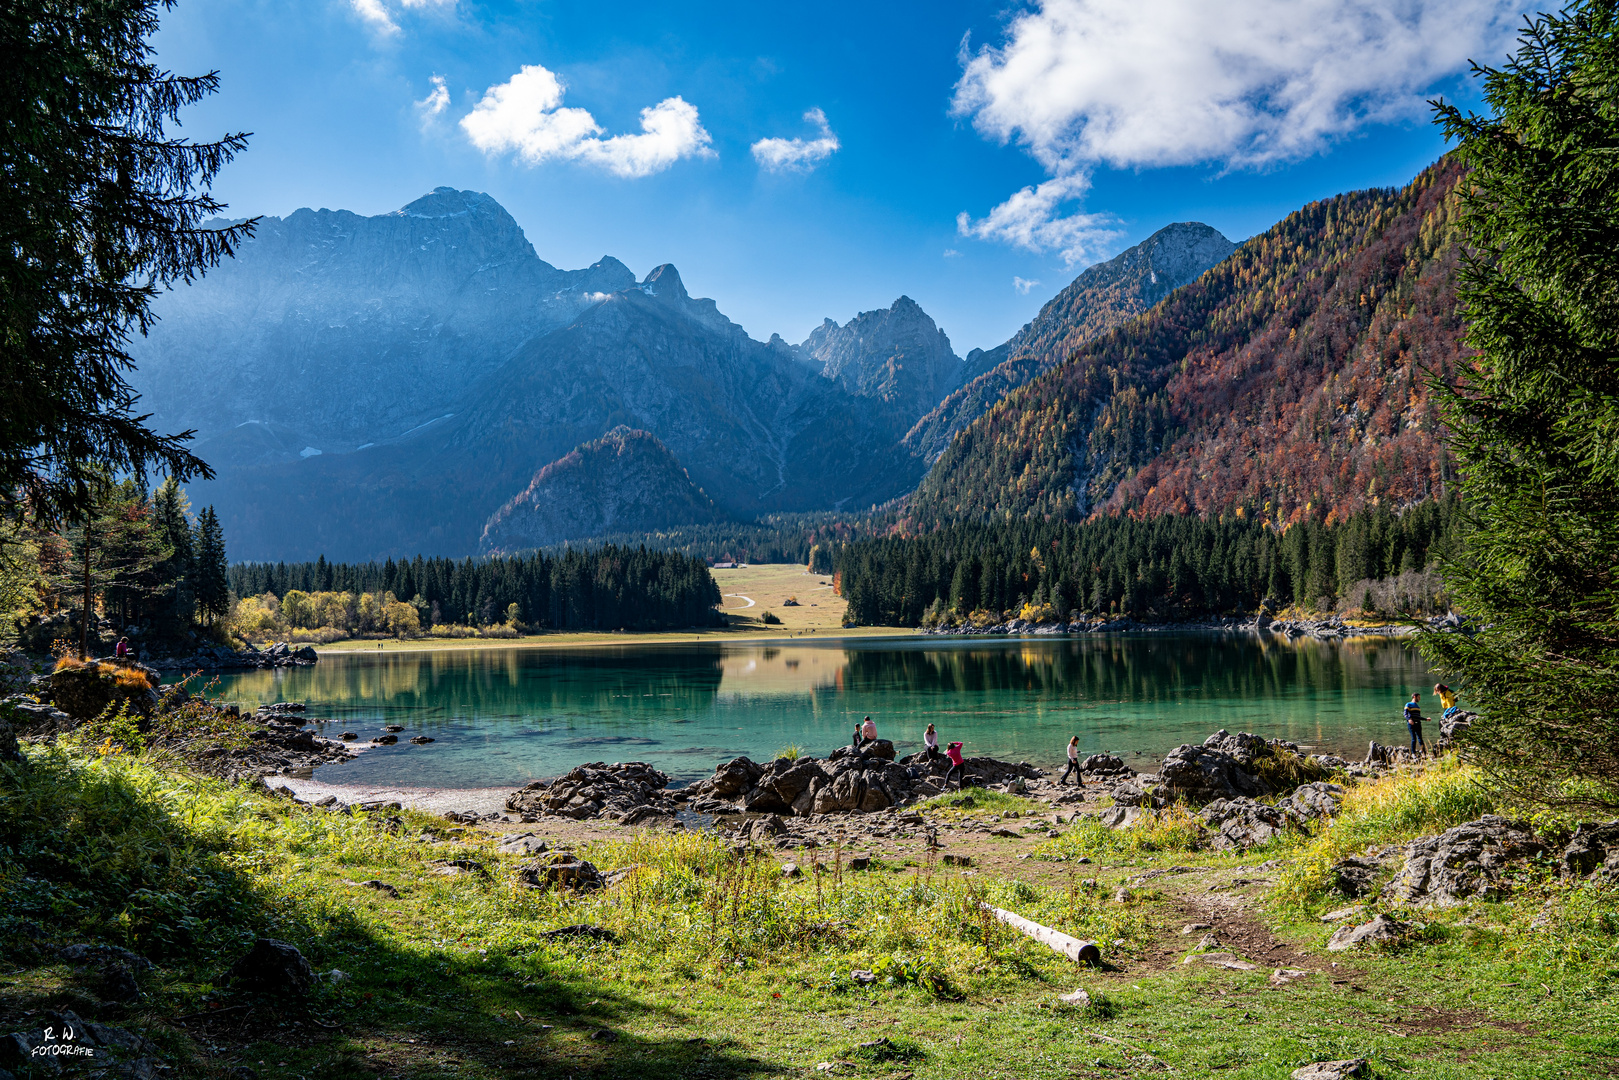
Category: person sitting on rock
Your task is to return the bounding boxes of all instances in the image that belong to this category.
[115,636,130,660]
[861,716,877,745]
[851,724,863,750]
[944,741,965,788]
[1404,693,1429,756]
[923,723,939,759]
[1060,735,1080,784]
[1434,683,1461,720]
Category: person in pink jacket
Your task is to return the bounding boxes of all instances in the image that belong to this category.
[944,741,965,789]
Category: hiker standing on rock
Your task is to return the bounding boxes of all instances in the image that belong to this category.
[923,723,939,759]
[1404,692,1429,756]
[943,741,965,789]
[1060,736,1080,784]
[1434,683,1461,720]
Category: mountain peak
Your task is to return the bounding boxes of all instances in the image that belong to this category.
[394,187,507,220]
[641,263,688,302]
[480,426,728,553]
[796,295,961,422]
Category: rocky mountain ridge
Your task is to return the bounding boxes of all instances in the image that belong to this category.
[905,222,1236,462]
[907,162,1465,528]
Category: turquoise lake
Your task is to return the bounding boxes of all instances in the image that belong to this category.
[206,634,1436,790]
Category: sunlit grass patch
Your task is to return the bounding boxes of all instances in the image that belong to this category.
[915,789,1032,817]
[1031,806,1213,863]
[1271,756,1498,912]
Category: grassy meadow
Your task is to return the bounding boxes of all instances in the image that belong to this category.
[0,741,1615,1079]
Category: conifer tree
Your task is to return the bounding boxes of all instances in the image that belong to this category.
[0,1,253,526]
[192,506,229,625]
[1422,1,1619,811]
[151,476,195,628]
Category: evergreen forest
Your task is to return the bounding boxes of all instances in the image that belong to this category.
[227,546,723,634]
[836,496,1464,627]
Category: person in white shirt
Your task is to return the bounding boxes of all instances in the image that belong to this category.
[861,716,877,744]
[1060,736,1081,784]
[923,723,939,759]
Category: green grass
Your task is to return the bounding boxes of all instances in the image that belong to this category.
[915,789,1032,817]
[2,742,1617,1079]
[1271,755,1499,912]
[1031,805,1216,864]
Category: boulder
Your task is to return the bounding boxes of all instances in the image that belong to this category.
[1201,729,1271,766]
[1200,798,1287,850]
[1098,806,1141,830]
[1291,1061,1368,1080]
[516,851,606,892]
[1436,710,1474,750]
[705,756,765,797]
[48,661,160,723]
[1561,821,1619,882]
[745,758,824,814]
[1326,913,1408,951]
[1160,739,1269,804]
[1079,752,1131,776]
[1108,780,1166,808]
[619,805,674,827]
[1381,815,1545,907]
[228,938,316,996]
[1278,782,1345,825]
[1328,855,1384,897]
[505,761,672,821]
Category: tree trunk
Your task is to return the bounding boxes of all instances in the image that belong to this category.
[80,522,94,659]
[980,903,1101,965]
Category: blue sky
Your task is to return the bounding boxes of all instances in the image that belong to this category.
[154,0,1535,353]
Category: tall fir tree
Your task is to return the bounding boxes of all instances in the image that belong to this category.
[0,1,254,525]
[1423,0,1619,811]
[151,476,195,630]
[192,506,229,625]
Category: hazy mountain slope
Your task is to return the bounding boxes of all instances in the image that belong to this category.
[789,296,963,423]
[480,428,727,553]
[198,264,924,561]
[127,187,634,454]
[907,161,1465,528]
[904,222,1236,461]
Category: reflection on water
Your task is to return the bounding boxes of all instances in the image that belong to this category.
[207,635,1432,790]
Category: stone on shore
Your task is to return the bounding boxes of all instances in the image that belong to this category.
[1381,815,1544,906]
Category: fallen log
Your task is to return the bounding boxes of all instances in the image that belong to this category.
[980,903,1102,965]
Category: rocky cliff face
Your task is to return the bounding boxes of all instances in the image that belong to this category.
[480,428,728,553]
[790,297,963,423]
[905,222,1236,461]
[127,187,635,457]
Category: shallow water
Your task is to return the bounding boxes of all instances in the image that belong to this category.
[204,634,1435,790]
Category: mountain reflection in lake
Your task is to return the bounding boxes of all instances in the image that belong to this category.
[206,635,1432,790]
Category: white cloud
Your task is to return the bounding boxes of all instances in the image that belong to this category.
[953,0,1529,171]
[943,249,962,258]
[350,0,454,36]
[952,0,1530,264]
[956,172,1122,266]
[460,64,714,178]
[416,75,449,126]
[1013,276,1042,294]
[751,108,841,172]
